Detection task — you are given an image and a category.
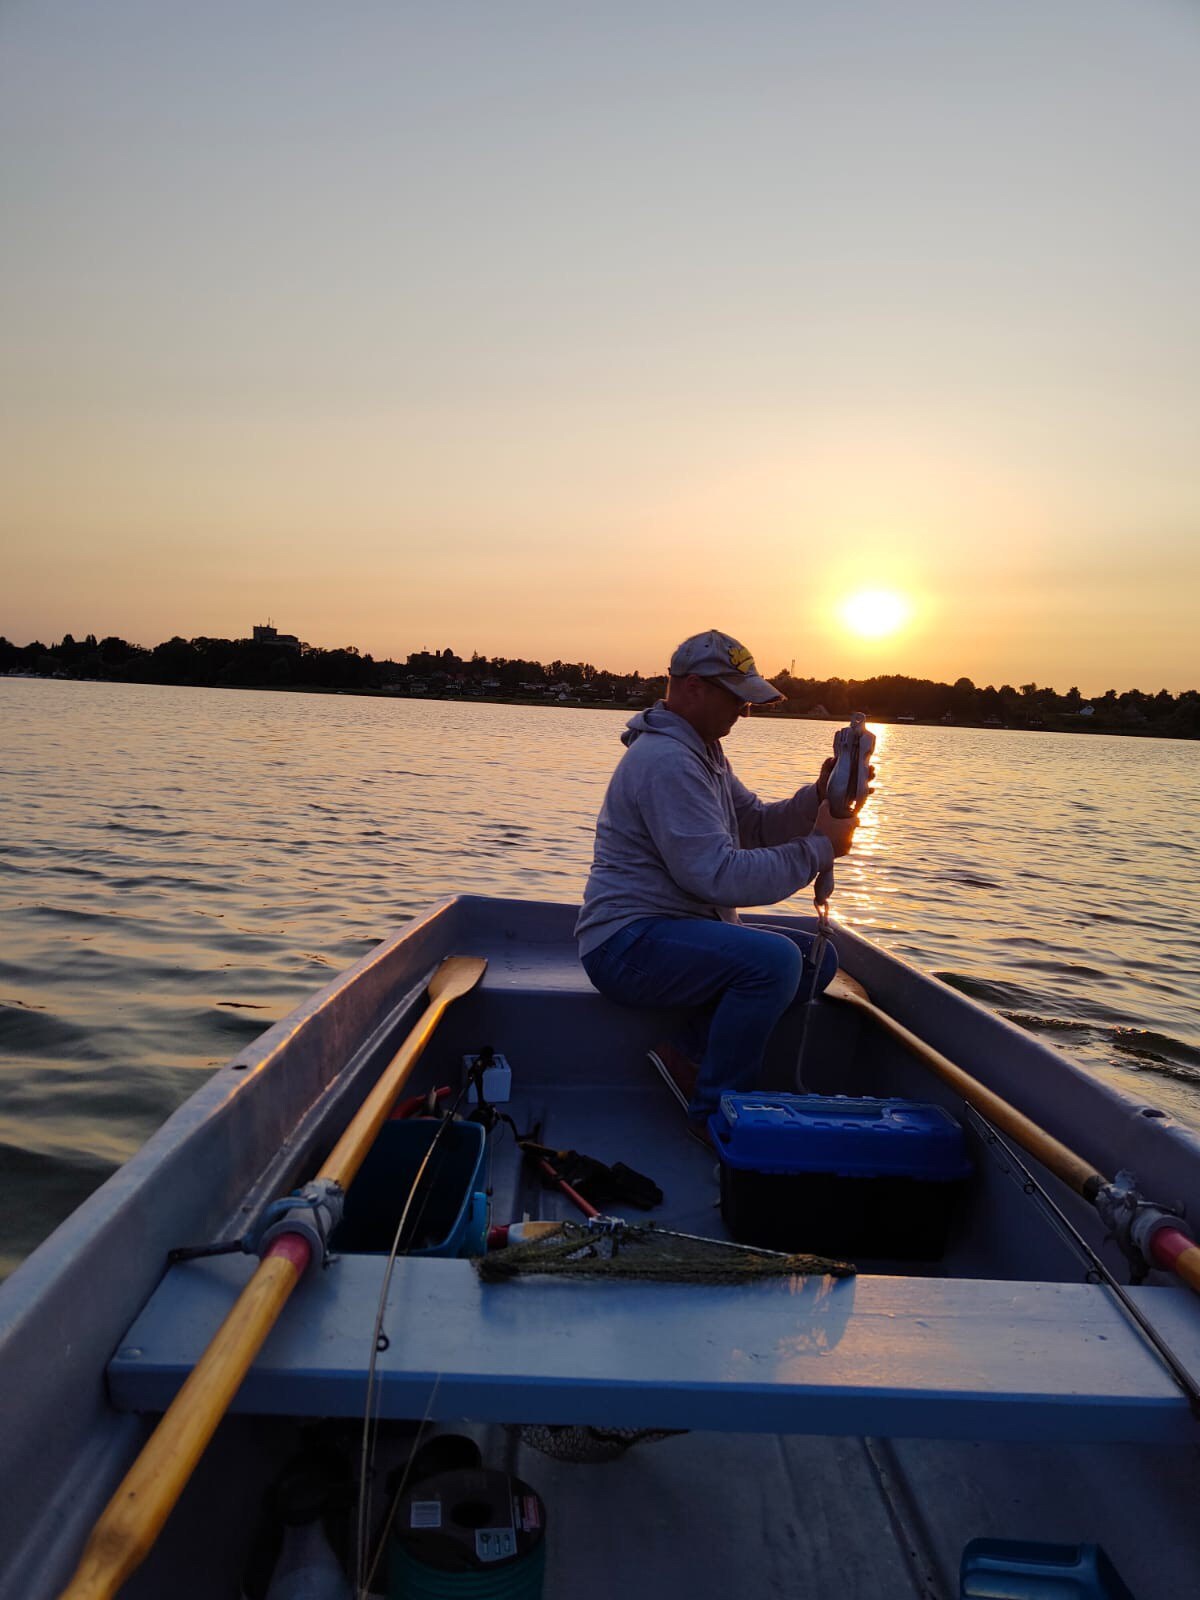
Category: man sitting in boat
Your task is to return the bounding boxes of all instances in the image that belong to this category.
[576,629,858,1148]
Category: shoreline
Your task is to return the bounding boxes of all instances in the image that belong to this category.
[5,672,1196,740]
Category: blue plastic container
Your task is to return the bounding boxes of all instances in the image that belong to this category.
[712,1094,972,1259]
[960,1538,1135,1597]
[332,1119,489,1258]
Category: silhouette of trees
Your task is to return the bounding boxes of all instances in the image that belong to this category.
[0,632,1195,737]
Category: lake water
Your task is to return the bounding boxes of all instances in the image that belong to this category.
[2,678,1198,1279]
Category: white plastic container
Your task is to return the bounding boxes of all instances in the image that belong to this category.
[464,1051,512,1104]
[264,1521,352,1599]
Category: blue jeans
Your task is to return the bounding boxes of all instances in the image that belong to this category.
[581,917,838,1118]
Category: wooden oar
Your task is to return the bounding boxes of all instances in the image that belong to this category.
[824,969,1200,1295]
[58,954,487,1600]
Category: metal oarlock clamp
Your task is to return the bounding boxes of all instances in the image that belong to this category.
[1093,1169,1187,1283]
[166,1179,346,1268]
[255,1177,345,1266]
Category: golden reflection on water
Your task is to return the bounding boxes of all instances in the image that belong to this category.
[848,719,886,924]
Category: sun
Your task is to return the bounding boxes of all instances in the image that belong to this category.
[839,589,911,639]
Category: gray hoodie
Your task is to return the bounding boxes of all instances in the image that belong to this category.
[575,703,834,955]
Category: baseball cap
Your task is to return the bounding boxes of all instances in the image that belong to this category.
[668,630,784,705]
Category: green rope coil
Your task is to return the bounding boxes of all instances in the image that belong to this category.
[389,1540,545,1598]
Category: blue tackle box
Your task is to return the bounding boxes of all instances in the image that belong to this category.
[711,1093,972,1260]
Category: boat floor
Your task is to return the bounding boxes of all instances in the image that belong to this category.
[519,1426,1200,1600]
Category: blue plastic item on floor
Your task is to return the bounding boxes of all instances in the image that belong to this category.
[332,1119,488,1257]
[960,1538,1136,1598]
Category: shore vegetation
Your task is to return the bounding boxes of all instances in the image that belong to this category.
[3,633,1197,739]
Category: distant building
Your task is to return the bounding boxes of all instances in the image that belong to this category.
[1079,704,1095,717]
[252,623,301,651]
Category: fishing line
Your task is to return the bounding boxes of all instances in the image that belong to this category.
[357,1370,444,1600]
[964,1105,1200,1417]
[355,1074,479,1594]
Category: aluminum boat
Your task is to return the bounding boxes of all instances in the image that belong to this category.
[1,895,1198,1598]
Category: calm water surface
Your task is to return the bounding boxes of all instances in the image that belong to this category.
[2,679,1198,1278]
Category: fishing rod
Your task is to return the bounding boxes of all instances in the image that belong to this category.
[961,1106,1200,1416]
[826,969,1200,1299]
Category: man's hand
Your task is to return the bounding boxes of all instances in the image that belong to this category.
[814,801,857,858]
[817,757,875,803]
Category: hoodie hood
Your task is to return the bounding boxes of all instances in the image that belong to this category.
[621,701,702,749]
[621,700,726,772]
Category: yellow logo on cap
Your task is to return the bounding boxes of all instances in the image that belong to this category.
[728,644,755,674]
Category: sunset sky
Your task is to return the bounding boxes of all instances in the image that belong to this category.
[1,1,1197,693]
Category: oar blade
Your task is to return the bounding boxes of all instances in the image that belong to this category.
[825,970,870,1005]
[427,954,488,1003]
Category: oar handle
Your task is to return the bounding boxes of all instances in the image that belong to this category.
[836,986,1104,1197]
[1151,1228,1200,1294]
[834,979,1200,1298]
[58,1236,310,1600]
[58,955,486,1600]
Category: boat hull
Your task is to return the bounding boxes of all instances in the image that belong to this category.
[2,896,1199,1598]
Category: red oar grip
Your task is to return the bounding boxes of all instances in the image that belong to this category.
[1150,1226,1200,1274]
[263,1232,313,1273]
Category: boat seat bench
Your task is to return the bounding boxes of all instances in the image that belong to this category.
[447,937,846,1091]
[472,941,598,994]
[108,1258,1200,1445]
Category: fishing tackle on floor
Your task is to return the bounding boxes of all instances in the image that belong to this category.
[387,1468,546,1599]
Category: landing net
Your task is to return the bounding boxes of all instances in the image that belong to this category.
[475,1220,855,1284]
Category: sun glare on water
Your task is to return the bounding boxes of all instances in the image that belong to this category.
[840,589,911,639]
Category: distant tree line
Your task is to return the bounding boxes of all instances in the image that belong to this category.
[2,633,1196,738]
[0,632,652,700]
[769,671,1200,739]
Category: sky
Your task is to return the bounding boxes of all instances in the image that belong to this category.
[1,0,1197,694]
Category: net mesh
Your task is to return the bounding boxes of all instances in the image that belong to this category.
[475,1221,855,1284]
[516,1422,684,1463]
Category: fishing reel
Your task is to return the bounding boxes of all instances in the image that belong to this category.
[813,712,876,909]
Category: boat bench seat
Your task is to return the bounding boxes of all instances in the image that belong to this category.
[453,935,838,1092]
[108,1257,1200,1446]
[454,938,703,1078]
[473,940,602,995]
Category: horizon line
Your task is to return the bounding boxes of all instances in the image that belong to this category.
[1,627,1195,703]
